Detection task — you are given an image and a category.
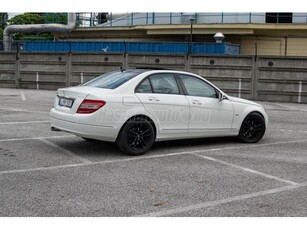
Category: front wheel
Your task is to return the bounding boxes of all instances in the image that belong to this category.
[116,117,155,156]
[238,112,266,143]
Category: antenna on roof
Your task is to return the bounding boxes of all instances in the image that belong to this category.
[120,66,124,72]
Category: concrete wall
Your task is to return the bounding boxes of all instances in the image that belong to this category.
[0,53,16,88]
[189,55,254,100]
[0,52,306,103]
[257,56,307,103]
[235,37,307,57]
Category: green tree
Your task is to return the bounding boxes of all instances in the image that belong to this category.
[0,13,8,28]
[0,13,8,38]
[44,13,67,24]
[7,13,65,41]
[8,13,44,25]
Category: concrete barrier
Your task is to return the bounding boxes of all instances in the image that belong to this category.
[0,52,306,103]
[0,52,16,88]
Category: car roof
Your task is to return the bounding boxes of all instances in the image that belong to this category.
[119,67,171,73]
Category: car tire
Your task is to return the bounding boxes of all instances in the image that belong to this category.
[238,112,266,143]
[117,117,155,155]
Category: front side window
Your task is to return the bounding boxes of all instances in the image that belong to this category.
[82,70,139,89]
[180,74,218,98]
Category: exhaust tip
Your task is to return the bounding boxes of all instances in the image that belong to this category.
[51,127,61,131]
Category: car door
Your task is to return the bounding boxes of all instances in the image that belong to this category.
[179,74,234,134]
[135,73,190,134]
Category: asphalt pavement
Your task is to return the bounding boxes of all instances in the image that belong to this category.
[0,88,307,217]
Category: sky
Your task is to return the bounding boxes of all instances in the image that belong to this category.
[2,0,306,13]
[8,13,22,19]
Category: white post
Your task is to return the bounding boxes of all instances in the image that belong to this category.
[81,72,84,84]
[36,72,39,90]
[298,81,302,103]
[238,78,242,98]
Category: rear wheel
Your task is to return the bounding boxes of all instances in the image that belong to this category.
[238,112,266,143]
[116,117,155,155]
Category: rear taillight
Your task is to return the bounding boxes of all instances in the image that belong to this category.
[77,99,106,114]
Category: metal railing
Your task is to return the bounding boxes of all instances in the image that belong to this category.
[71,12,307,27]
[4,13,307,29]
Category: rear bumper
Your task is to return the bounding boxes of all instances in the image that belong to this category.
[50,109,118,142]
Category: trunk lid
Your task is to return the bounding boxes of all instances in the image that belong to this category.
[54,86,111,114]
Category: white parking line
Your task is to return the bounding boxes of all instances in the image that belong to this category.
[138,183,307,217]
[0,138,307,176]
[39,139,92,164]
[0,135,75,143]
[0,121,50,125]
[0,163,88,176]
[0,107,49,114]
[20,90,26,101]
[193,154,299,186]
[274,103,307,112]
[150,139,307,157]
[274,129,307,133]
[0,107,27,112]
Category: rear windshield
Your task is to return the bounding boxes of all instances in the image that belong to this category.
[81,70,139,89]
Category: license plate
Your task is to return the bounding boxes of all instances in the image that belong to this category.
[58,97,74,108]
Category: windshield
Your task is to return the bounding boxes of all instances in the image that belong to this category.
[81,70,140,89]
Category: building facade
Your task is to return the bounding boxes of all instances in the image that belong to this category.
[52,12,307,56]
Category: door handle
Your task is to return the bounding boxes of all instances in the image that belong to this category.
[191,99,202,105]
[148,96,160,102]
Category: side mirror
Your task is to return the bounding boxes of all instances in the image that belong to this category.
[218,92,227,101]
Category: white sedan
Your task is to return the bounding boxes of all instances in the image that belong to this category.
[50,69,268,155]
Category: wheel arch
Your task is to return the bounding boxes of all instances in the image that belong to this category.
[116,114,157,142]
[245,110,265,119]
[240,110,266,127]
[234,105,268,131]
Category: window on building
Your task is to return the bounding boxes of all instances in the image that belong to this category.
[266,13,293,23]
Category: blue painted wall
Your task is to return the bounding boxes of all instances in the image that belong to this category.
[21,41,240,54]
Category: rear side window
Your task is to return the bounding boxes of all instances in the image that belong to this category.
[135,73,180,95]
[135,78,152,93]
[150,74,179,94]
[82,70,139,89]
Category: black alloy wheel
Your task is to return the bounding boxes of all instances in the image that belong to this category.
[117,117,155,155]
[238,112,266,143]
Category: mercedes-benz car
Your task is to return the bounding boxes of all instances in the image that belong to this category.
[50,68,268,155]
